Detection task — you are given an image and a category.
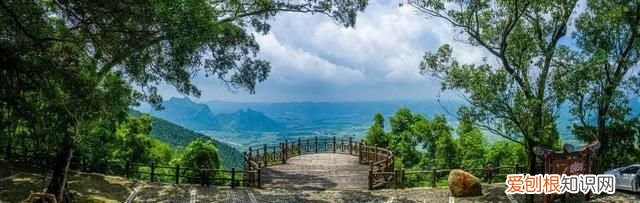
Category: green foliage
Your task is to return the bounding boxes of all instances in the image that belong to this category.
[420,115,450,167]
[148,139,176,165]
[180,138,221,169]
[388,108,422,168]
[457,117,486,169]
[112,115,155,164]
[366,108,502,171]
[365,113,388,147]
[433,130,459,169]
[485,140,526,168]
[109,115,177,165]
[390,108,416,135]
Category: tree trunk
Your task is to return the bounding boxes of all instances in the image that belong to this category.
[4,139,11,161]
[46,136,74,202]
[593,97,610,174]
[594,113,607,174]
[525,140,537,203]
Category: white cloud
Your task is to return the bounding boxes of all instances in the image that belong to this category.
[158,0,493,102]
[255,33,365,85]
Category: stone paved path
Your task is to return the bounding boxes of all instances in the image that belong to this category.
[261,153,369,190]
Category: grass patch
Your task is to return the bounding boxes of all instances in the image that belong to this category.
[0,173,47,202]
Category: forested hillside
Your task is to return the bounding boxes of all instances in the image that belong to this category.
[131,110,244,169]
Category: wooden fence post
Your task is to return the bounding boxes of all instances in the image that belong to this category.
[175,164,180,184]
[298,137,302,155]
[256,151,261,168]
[486,165,493,184]
[401,169,405,189]
[150,162,156,182]
[263,144,268,166]
[514,162,519,173]
[125,160,131,179]
[231,168,236,188]
[394,169,398,189]
[374,145,378,163]
[315,136,318,153]
[358,142,363,164]
[431,168,437,188]
[284,140,288,163]
[272,145,276,164]
[368,163,373,190]
[340,139,344,153]
[332,136,336,153]
[280,142,285,164]
[349,137,353,155]
[257,168,262,188]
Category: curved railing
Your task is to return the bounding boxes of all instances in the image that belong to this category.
[243,136,394,189]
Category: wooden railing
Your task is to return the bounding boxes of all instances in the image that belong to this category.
[243,136,395,189]
[386,164,525,189]
[103,160,256,188]
[7,141,527,190]
[360,144,394,189]
[5,146,256,187]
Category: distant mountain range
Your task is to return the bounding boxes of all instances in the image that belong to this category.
[138,97,640,147]
[150,97,223,130]
[147,97,284,132]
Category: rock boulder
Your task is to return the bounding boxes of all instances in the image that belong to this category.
[448,169,482,197]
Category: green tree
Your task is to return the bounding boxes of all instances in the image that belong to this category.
[149,139,176,165]
[390,107,416,135]
[388,108,422,168]
[181,138,221,169]
[434,130,460,169]
[365,113,388,147]
[112,115,154,164]
[553,0,640,173]
[457,117,486,169]
[411,0,575,187]
[485,140,526,168]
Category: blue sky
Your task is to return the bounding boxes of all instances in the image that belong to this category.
[157,0,585,103]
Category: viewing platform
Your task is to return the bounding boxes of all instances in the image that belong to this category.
[261,153,369,190]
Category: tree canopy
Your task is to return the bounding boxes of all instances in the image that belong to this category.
[553,0,640,173]
[411,0,577,182]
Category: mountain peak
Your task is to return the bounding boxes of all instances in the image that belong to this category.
[167,96,194,103]
[217,109,284,131]
[149,97,221,131]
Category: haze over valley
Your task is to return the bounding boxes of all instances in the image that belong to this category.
[136,97,640,151]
